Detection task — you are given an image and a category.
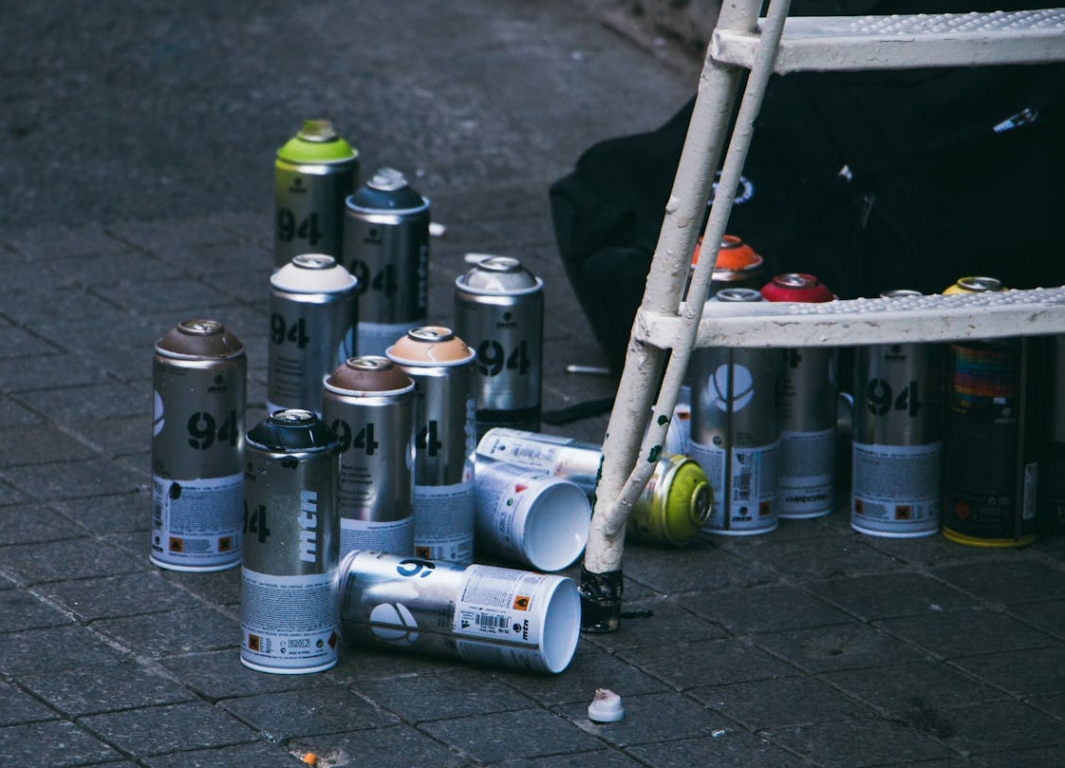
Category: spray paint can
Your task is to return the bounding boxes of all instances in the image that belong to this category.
[336,550,581,674]
[851,290,943,537]
[760,273,838,519]
[941,276,1038,546]
[151,319,246,571]
[689,287,782,535]
[454,255,544,436]
[474,428,711,546]
[274,120,359,269]
[241,409,340,674]
[386,327,477,565]
[322,356,416,558]
[694,234,766,298]
[473,458,590,572]
[343,168,430,356]
[267,254,359,415]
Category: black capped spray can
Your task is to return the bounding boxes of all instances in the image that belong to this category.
[454,255,544,435]
[343,168,430,356]
[241,409,340,674]
[941,277,1038,547]
[151,319,246,571]
[386,327,477,565]
[852,291,943,537]
[336,550,581,674]
[689,287,782,535]
[267,253,358,416]
[761,273,838,519]
[322,356,416,558]
[274,120,359,269]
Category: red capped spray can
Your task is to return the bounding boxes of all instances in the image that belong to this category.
[760,273,838,519]
[151,319,246,571]
[343,168,430,357]
[322,356,416,558]
[387,327,477,565]
[274,120,359,269]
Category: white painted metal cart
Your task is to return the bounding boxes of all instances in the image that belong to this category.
[579,2,1065,631]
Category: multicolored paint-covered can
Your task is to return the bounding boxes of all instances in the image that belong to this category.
[267,254,358,416]
[689,287,782,535]
[761,273,838,519]
[274,120,359,269]
[454,255,544,436]
[322,356,416,558]
[851,290,944,537]
[151,319,246,572]
[343,168,430,356]
[386,327,477,565]
[336,550,581,674]
[241,410,340,674]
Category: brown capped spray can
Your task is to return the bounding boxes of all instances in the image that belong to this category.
[941,277,1038,547]
[454,255,544,436]
[241,409,340,674]
[322,356,416,558]
[151,319,246,571]
[386,327,477,565]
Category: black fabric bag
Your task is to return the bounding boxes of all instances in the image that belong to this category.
[549,6,1065,376]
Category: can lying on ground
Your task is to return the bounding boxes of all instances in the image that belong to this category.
[151,319,246,572]
[336,550,581,674]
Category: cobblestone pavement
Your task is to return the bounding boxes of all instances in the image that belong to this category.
[2,1,1065,767]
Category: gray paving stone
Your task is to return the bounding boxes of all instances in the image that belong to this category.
[7,286,128,324]
[753,624,928,674]
[0,354,111,394]
[19,660,196,717]
[805,572,981,622]
[980,745,1065,768]
[79,701,257,758]
[736,533,905,582]
[619,539,778,596]
[951,645,1065,698]
[875,608,1058,660]
[420,708,604,764]
[52,491,150,536]
[0,394,46,427]
[852,531,995,569]
[762,716,953,768]
[931,559,1065,606]
[491,749,649,768]
[14,381,150,425]
[820,660,1011,714]
[0,624,130,674]
[0,479,27,506]
[0,503,88,546]
[690,674,874,730]
[0,424,98,468]
[626,731,809,768]
[37,571,205,622]
[289,724,469,768]
[0,457,147,503]
[563,690,735,749]
[354,667,535,723]
[0,325,64,359]
[1008,599,1065,640]
[4,225,131,263]
[925,699,1065,757]
[92,605,239,659]
[0,587,73,633]
[0,680,60,727]
[685,584,852,636]
[141,740,309,768]
[1027,691,1065,720]
[0,720,121,768]
[616,638,798,691]
[0,536,145,585]
[160,649,337,702]
[157,565,241,607]
[220,684,399,741]
[579,596,729,652]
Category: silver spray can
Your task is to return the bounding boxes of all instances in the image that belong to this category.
[267,253,359,416]
[343,168,430,356]
[336,550,581,674]
[852,290,943,537]
[454,255,544,436]
[241,409,340,674]
[475,428,602,496]
[322,356,416,558]
[386,327,477,565]
[151,319,246,571]
[689,287,782,535]
[274,120,359,269]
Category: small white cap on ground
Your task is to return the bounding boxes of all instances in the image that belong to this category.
[587,688,624,723]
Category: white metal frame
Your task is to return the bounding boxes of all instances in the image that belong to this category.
[580,1,1065,631]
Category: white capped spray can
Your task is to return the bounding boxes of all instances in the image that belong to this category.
[267,253,358,416]
[386,327,477,565]
[852,290,943,538]
[241,410,340,674]
[151,319,246,572]
[322,356,416,558]
[274,120,359,269]
[343,168,430,356]
[336,550,581,674]
[689,287,782,535]
[454,255,544,436]
[473,458,590,572]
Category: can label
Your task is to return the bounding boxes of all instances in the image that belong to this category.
[690,440,780,534]
[779,427,836,517]
[151,475,243,568]
[241,569,338,672]
[340,517,413,557]
[852,442,941,536]
[475,428,601,495]
[413,482,475,565]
